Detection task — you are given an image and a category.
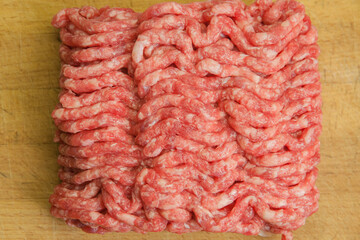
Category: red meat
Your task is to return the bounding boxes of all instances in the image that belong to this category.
[49,1,322,240]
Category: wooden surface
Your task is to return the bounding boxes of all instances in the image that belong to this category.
[0,0,359,239]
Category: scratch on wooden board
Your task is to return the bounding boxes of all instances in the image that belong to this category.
[1,97,13,194]
[355,65,360,93]
[129,0,134,8]
[0,106,12,115]
[19,30,23,71]
[323,68,327,83]
[0,172,7,178]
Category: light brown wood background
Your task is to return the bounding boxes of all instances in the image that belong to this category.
[0,0,359,239]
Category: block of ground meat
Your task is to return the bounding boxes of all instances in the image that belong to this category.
[50,6,143,233]
[132,1,321,239]
[49,1,321,239]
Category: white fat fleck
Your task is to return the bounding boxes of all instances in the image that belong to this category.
[184,223,190,229]
[121,214,137,225]
[276,210,284,219]
[278,199,287,207]
[254,168,268,175]
[266,139,276,149]
[229,188,238,197]
[141,192,150,197]
[158,179,167,187]
[88,78,99,88]
[258,230,274,237]
[142,86,150,95]
[221,77,230,85]
[106,60,117,69]
[244,128,253,136]
[262,209,276,221]
[203,208,213,217]
[257,32,268,42]
[266,49,278,59]
[296,53,307,60]
[147,120,157,128]
[83,39,92,46]
[295,189,306,197]
[218,198,231,209]
[148,211,155,219]
[94,104,101,113]
[97,35,106,42]
[248,177,264,185]
[54,109,64,118]
[281,20,290,27]
[185,114,194,122]
[82,139,93,146]
[109,10,116,17]
[89,212,98,221]
[212,61,221,74]
[305,130,313,143]
[72,102,81,108]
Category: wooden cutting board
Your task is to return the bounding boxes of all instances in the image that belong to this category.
[0,0,359,239]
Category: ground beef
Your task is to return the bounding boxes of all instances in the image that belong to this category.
[50,6,142,234]
[50,1,322,239]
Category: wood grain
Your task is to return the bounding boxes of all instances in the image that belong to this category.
[0,0,359,239]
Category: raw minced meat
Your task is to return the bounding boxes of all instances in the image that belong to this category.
[50,1,322,239]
